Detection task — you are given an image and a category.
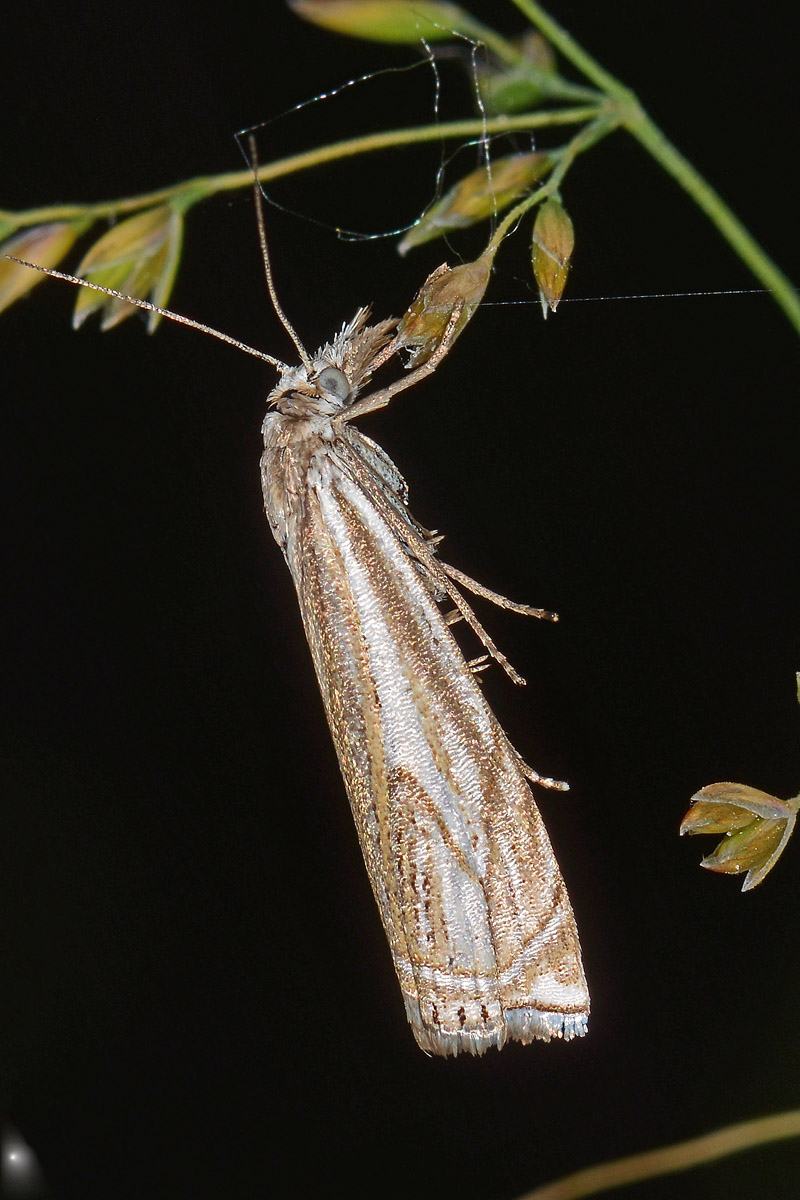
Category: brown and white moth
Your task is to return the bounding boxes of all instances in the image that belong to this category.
[9,191,589,1057]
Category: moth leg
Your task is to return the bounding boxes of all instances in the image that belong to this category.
[439,561,558,622]
[515,750,569,792]
[467,654,491,674]
[400,535,528,686]
[341,451,528,686]
[337,301,465,422]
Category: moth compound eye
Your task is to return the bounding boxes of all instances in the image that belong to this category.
[317,366,351,401]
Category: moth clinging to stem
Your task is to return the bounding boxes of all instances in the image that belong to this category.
[7,162,589,1056]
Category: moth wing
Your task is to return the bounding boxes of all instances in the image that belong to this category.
[269,434,588,1055]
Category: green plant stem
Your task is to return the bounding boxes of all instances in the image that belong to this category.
[625,114,800,333]
[0,107,599,230]
[508,0,800,334]
[487,111,618,251]
[515,1109,800,1200]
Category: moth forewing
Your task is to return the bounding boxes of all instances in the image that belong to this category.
[261,312,589,1056]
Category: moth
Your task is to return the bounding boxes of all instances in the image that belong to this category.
[9,185,589,1057]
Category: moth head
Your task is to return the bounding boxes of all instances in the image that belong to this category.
[267,359,353,417]
[268,308,398,417]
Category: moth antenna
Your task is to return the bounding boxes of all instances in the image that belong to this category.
[247,134,312,370]
[4,256,288,369]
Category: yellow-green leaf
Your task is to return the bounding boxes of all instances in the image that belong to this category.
[397,245,495,366]
[72,206,183,332]
[531,198,574,315]
[477,33,558,116]
[0,222,80,314]
[399,152,552,253]
[289,0,472,42]
[681,783,791,834]
[681,781,799,891]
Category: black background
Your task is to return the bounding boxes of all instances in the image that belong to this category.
[2,2,798,1198]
